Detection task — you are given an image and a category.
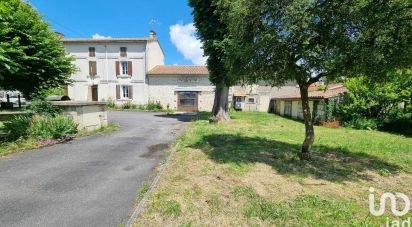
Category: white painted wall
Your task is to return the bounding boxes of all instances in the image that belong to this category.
[148,75,215,111]
[64,40,164,104]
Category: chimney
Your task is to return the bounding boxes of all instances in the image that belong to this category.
[149,30,157,40]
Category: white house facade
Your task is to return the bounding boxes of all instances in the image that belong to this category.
[63,32,301,113]
[63,31,164,105]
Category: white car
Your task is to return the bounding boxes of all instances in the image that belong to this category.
[0,92,27,107]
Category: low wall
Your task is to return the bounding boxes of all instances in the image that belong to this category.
[52,101,108,131]
[0,112,28,122]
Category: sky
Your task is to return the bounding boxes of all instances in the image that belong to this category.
[28,0,207,66]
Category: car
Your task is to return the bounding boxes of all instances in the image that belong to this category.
[0,91,27,108]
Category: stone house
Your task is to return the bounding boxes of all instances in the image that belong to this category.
[270,84,348,122]
[62,31,164,105]
[63,32,327,113]
[148,65,215,112]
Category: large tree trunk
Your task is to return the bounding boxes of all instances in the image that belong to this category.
[299,84,315,160]
[211,85,230,122]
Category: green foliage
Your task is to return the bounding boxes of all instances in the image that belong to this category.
[146,101,163,111]
[0,0,75,97]
[4,113,76,141]
[120,101,138,110]
[160,200,181,217]
[38,87,65,98]
[343,117,378,130]
[4,115,31,140]
[28,115,77,139]
[29,99,62,116]
[106,98,116,109]
[337,72,412,133]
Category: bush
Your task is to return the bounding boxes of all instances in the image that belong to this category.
[121,101,138,110]
[28,115,77,139]
[381,112,412,136]
[106,99,116,109]
[4,115,32,140]
[343,117,378,130]
[147,101,163,111]
[29,99,62,116]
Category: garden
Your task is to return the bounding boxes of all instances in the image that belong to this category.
[135,112,412,226]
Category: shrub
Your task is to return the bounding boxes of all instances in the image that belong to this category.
[29,99,62,116]
[106,98,116,109]
[343,117,378,130]
[147,101,163,111]
[121,101,138,110]
[4,115,32,140]
[28,115,77,139]
[381,112,412,136]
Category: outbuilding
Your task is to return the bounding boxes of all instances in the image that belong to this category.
[270,84,348,123]
[147,65,215,112]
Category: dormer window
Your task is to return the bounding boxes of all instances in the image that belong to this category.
[120,47,127,57]
[89,47,95,57]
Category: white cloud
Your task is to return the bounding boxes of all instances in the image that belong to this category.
[169,23,207,65]
[92,33,112,39]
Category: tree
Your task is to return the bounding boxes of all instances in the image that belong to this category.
[188,0,234,121]
[222,0,412,160]
[0,0,74,98]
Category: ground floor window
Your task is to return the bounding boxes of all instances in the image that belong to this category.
[121,85,129,99]
[116,85,133,99]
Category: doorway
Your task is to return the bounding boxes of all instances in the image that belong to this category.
[177,92,198,112]
[91,85,98,101]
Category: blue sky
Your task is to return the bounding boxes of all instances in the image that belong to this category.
[28,0,206,66]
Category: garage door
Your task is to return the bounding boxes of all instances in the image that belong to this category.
[177,92,198,112]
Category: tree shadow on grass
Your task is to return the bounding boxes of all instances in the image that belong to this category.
[191,134,401,182]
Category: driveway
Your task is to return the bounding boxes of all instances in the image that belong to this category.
[0,111,192,227]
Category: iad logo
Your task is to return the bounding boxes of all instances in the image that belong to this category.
[369,187,410,217]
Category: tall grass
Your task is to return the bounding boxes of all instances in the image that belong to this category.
[28,115,77,139]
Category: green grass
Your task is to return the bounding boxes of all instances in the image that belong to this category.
[0,123,120,157]
[136,112,412,226]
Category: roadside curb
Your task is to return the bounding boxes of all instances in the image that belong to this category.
[125,143,179,227]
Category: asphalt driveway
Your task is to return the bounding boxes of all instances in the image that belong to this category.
[0,111,191,227]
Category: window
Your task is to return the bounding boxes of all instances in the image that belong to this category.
[121,61,128,75]
[89,47,95,57]
[120,47,127,57]
[248,97,255,103]
[121,85,129,99]
[89,61,97,76]
[284,101,292,117]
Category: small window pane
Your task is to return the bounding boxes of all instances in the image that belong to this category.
[248,98,255,103]
[180,92,197,99]
[120,47,127,57]
[89,47,95,57]
[121,85,129,98]
[121,62,128,75]
[180,99,195,106]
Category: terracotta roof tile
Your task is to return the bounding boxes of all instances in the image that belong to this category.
[274,84,348,100]
[62,38,153,43]
[148,65,209,75]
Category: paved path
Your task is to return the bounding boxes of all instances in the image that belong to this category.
[0,111,191,227]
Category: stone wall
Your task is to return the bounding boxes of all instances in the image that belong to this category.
[52,102,108,131]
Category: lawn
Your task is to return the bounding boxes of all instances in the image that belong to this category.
[135,112,412,226]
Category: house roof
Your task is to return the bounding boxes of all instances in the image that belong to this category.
[62,38,154,43]
[274,84,348,100]
[148,65,209,75]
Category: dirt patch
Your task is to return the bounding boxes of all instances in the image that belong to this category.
[140,143,169,158]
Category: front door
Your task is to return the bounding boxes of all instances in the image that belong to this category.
[91,85,98,101]
[177,92,198,112]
